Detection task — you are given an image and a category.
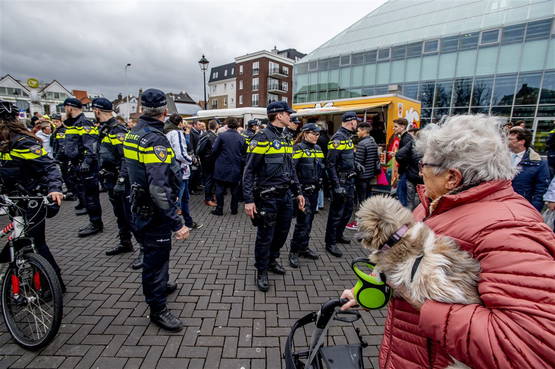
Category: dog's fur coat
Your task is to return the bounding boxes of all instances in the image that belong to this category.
[356,195,481,369]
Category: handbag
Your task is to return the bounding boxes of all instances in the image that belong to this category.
[376,167,389,186]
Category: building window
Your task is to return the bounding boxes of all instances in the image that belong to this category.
[253,61,259,76]
[480,29,500,45]
[212,71,218,79]
[283,81,288,92]
[525,18,552,41]
[282,96,288,103]
[406,42,422,58]
[239,65,244,75]
[423,40,439,53]
[459,32,479,50]
[239,80,243,90]
[252,93,259,107]
[377,48,390,61]
[231,67,235,75]
[269,61,279,74]
[252,77,259,91]
[340,55,351,66]
[211,100,218,109]
[440,36,459,53]
[268,93,278,104]
[364,50,377,64]
[501,23,525,44]
[224,69,228,77]
[239,95,243,105]
[308,61,318,71]
[351,52,364,65]
[268,78,279,91]
[283,66,289,75]
[391,45,406,60]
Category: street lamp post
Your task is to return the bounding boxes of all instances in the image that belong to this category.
[124,63,131,121]
[198,55,209,109]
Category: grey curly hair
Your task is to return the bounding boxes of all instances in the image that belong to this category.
[415,114,516,188]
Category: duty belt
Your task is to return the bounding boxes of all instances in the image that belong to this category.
[338,172,356,181]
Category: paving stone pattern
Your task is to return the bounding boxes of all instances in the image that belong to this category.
[0,193,386,369]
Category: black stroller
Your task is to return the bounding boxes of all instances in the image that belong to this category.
[283,298,368,369]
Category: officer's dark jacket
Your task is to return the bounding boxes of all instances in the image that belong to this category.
[52,125,67,160]
[242,123,301,204]
[293,140,324,187]
[395,140,423,185]
[212,129,245,183]
[326,126,356,187]
[123,116,183,233]
[0,133,63,194]
[97,117,127,174]
[511,148,551,212]
[241,129,256,146]
[64,113,98,165]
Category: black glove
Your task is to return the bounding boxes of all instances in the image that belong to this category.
[356,162,365,175]
[113,177,126,195]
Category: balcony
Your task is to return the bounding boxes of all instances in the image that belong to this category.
[269,67,288,78]
[267,84,287,94]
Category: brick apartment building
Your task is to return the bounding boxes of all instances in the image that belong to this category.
[207,48,305,110]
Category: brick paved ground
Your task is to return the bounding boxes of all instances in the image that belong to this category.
[0,193,386,369]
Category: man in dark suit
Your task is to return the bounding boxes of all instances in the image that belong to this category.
[211,118,246,215]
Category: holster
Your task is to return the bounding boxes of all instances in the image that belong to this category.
[130,184,154,218]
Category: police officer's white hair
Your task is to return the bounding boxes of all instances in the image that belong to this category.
[143,106,166,118]
[415,114,516,188]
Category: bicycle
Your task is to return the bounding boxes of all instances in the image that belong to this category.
[0,194,63,350]
[284,298,368,369]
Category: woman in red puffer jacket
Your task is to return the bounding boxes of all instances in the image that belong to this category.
[342,115,555,369]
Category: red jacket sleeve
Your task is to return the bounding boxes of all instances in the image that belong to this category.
[418,221,555,369]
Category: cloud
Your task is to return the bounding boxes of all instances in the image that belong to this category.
[0,0,386,100]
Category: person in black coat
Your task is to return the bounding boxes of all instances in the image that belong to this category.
[395,128,422,210]
[197,120,218,206]
[211,118,246,215]
[354,122,380,202]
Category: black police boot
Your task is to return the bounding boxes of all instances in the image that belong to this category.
[269,260,286,275]
[78,222,103,237]
[299,248,319,260]
[105,240,134,256]
[337,236,351,244]
[288,253,300,268]
[256,270,269,292]
[150,307,183,332]
[165,282,178,296]
[131,248,144,270]
[326,244,343,257]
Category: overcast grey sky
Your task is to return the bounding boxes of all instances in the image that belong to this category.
[0,0,386,101]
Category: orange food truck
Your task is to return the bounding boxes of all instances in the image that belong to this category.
[293,94,421,192]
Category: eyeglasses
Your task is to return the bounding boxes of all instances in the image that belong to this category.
[418,161,442,171]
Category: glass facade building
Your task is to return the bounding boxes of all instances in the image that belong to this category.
[294,0,555,152]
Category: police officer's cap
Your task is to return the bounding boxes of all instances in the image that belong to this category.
[91,97,113,111]
[290,116,301,124]
[141,88,167,108]
[267,101,295,115]
[51,113,62,120]
[301,123,321,133]
[63,97,83,109]
[247,119,260,127]
[342,111,362,122]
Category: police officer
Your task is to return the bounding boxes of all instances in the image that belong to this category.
[243,101,305,292]
[288,123,323,268]
[51,113,77,201]
[123,88,189,331]
[92,97,136,256]
[0,100,66,291]
[285,116,301,143]
[63,97,103,236]
[242,119,260,146]
[324,111,360,257]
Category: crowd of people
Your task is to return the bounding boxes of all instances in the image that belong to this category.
[1,90,554,368]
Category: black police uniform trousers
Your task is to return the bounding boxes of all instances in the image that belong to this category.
[325,179,355,246]
[138,229,170,312]
[59,159,77,197]
[26,206,63,285]
[80,161,102,224]
[106,181,134,244]
[215,180,240,213]
[254,189,293,272]
[290,190,318,253]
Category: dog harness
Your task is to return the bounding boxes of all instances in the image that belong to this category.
[379,224,424,282]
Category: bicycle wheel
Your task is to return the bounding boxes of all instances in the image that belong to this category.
[1,253,63,350]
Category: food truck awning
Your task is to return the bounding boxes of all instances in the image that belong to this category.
[293,101,390,117]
